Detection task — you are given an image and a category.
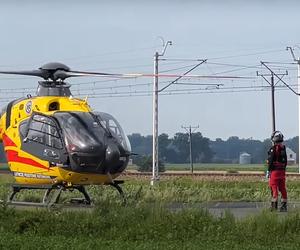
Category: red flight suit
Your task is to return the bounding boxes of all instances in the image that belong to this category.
[267,143,287,202]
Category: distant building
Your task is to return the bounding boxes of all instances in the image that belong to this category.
[239,152,251,164]
[286,147,296,165]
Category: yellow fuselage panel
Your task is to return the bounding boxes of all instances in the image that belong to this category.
[1,96,113,186]
[12,165,120,185]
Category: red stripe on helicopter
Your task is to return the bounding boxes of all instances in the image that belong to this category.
[2,133,17,147]
[6,150,50,170]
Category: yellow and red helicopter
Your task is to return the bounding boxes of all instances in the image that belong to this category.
[0,62,132,206]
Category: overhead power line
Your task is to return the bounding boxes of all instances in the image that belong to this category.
[0,83,297,103]
[0,79,298,97]
[159,49,285,62]
[159,60,207,92]
[257,66,288,132]
[261,61,299,96]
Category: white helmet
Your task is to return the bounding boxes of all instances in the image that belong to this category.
[271,131,284,143]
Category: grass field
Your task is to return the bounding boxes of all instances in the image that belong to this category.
[128,163,299,173]
[1,174,300,203]
[0,174,300,249]
[0,203,300,250]
[2,162,299,173]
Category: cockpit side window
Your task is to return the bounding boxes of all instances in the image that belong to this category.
[104,119,121,139]
[95,112,131,152]
[19,119,29,138]
[26,114,62,149]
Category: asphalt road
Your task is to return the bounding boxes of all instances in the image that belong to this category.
[2,201,298,219]
[168,201,300,219]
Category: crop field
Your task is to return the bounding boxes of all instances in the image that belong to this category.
[128,163,300,173]
[1,174,300,249]
[2,162,299,173]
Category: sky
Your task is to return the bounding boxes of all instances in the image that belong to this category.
[0,0,300,141]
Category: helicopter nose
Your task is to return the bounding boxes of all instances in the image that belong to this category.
[69,143,105,169]
[105,143,120,166]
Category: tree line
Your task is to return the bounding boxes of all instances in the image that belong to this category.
[128,133,299,164]
[0,133,298,164]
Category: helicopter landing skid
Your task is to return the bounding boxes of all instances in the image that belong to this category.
[107,180,126,204]
[7,184,91,208]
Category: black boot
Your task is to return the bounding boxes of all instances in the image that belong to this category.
[270,201,278,211]
[280,202,287,212]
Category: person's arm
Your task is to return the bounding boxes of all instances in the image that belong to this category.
[267,147,274,172]
[282,145,287,167]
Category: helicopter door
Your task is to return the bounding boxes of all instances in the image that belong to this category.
[21,114,67,164]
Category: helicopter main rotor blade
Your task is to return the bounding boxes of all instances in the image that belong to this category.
[70,70,124,77]
[60,71,254,80]
[0,70,46,79]
[0,61,255,82]
[62,70,124,79]
[0,68,129,81]
[51,70,126,81]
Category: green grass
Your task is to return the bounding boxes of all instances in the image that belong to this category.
[0,202,300,249]
[127,163,299,172]
[124,178,300,203]
[165,163,266,172]
[1,175,300,203]
[1,175,300,249]
[3,162,298,172]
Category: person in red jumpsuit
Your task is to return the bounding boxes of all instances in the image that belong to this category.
[267,131,288,212]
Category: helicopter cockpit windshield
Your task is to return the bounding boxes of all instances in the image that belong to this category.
[94,112,131,152]
[54,112,106,153]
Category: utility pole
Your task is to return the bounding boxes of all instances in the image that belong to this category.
[287,46,300,173]
[182,125,199,174]
[257,65,288,134]
[151,40,172,186]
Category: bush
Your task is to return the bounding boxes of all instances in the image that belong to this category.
[134,155,165,172]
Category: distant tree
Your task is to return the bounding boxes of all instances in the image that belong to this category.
[128,132,298,165]
[210,136,266,164]
[135,155,165,172]
[172,133,189,163]
[254,139,271,164]
[192,132,213,163]
[172,132,213,163]
[0,143,6,163]
[158,133,170,160]
[127,133,152,155]
[158,133,180,163]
